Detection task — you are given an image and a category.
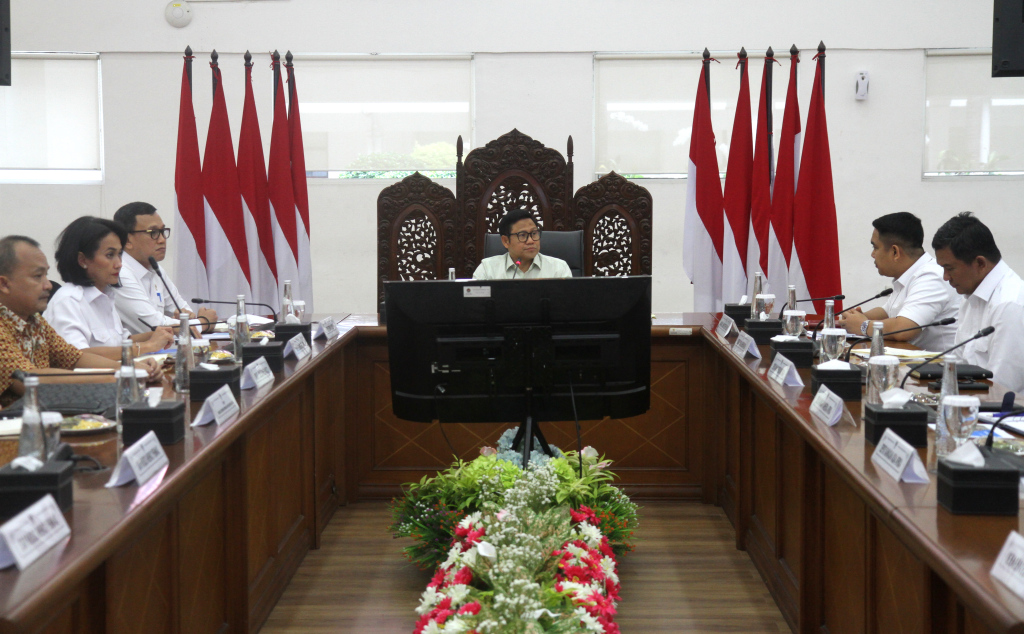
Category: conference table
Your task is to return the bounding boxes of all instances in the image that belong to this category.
[0,312,1022,633]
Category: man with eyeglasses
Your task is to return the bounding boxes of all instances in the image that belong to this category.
[472,208,572,280]
[112,202,218,334]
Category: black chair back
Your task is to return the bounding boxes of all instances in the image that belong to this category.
[483,231,584,277]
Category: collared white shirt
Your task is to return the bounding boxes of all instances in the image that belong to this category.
[882,253,959,351]
[43,283,128,349]
[472,252,573,280]
[113,253,192,334]
[954,259,1024,393]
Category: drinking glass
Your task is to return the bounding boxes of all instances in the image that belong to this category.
[115,367,147,434]
[865,355,899,405]
[820,328,847,362]
[783,310,806,336]
[293,300,307,323]
[754,294,770,319]
[942,395,981,447]
[762,294,775,317]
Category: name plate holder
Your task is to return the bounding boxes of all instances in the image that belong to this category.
[767,353,804,387]
[715,314,736,339]
[106,430,170,488]
[871,428,929,484]
[992,531,1024,599]
[731,331,761,359]
[192,384,240,427]
[284,333,311,360]
[240,356,275,390]
[810,385,844,426]
[313,316,339,340]
[0,494,70,570]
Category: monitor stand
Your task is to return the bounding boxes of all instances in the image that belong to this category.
[508,387,555,466]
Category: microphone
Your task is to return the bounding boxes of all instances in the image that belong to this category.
[512,260,521,280]
[191,297,278,321]
[148,256,184,315]
[793,294,846,304]
[984,390,1022,449]
[837,288,893,317]
[843,317,957,361]
[899,326,996,389]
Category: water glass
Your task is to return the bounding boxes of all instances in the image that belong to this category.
[783,310,806,336]
[865,355,900,405]
[942,395,980,447]
[754,294,774,319]
[115,367,147,433]
[820,328,847,362]
[293,300,307,322]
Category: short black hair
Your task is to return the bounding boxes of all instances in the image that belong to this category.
[54,217,128,286]
[113,201,158,233]
[498,208,538,237]
[931,212,1001,265]
[0,236,41,277]
[872,212,924,254]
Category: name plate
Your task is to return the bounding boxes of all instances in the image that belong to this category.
[992,531,1024,599]
[0,494,70,570]
[106,430,170,488]
[731,331,761,359]
[192,384,240,427]
[313,316,339,340]
[715,314,735,339]
[240,356,275,390]
[284,333,311,360]
[871,428,929,484]
[768,353,804,387]
[810,385,844,426]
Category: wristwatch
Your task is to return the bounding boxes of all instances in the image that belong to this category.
[861,321,869,336]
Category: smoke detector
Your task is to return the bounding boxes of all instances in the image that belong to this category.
[165,1,194,28]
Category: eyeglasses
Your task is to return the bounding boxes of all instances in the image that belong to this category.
[130,228,171,240]
[510,229,542,243]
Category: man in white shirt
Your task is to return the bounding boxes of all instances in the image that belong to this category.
[932,212,1024,393]
[111,202,217,334]
[472,209,572,280]
[837,212,958,351]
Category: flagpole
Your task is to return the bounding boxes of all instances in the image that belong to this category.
[210,49,219,96]
[285,50,294,111]
[702,47,711,106]
[765,47,775,175]
[272,50,281,100]
[817,41,826,96]
[185,45,193,91]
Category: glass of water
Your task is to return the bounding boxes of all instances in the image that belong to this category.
[942,395,981,447]
[865,355,900,405]
[293,300,307,323]
[820,328,847,362]
[783,310,806,336]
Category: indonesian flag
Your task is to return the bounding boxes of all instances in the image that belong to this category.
[791,46,842,314]
[767,50,801,298]
[287,59,314,312]
[721,53,753,305]
[746,53,775,297]
[202,61,252,302]
[268,55,300,303]
[682,58,724,312]
[173,54,208,301]
[238,60,279,313]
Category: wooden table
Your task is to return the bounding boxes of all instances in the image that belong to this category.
[1,313,1023,633]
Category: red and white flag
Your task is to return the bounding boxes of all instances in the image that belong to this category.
[682,55,724,312]
[268,53,299,304]
[767,49,801,298]
[721,51,753,305]
[791,45,842,314]
[746,52,776,297]
[173,52,208,301]
[202,58,252,302]
[238,56,279,312]
[287,57,314,312]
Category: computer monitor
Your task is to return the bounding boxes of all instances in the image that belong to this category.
[384,277,652,448]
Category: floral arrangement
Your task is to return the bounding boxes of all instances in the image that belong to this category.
[389,427,639,633]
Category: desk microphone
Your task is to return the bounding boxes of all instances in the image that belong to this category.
[148,256,184,316]
[191,298,278,321]
[843,317,956,361]
[899,326,995,389]
[837,288,892,316]
[512,260,521,280]
[985,392,1023,449]
[780,293,845,314]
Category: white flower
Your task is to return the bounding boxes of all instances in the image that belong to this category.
[581,446,599,459]
[577,523,603,548]
[477,540,497,559]
[528,608,562,619]
[458,512,482,530]
[446,584,471,604]
[574,606,605,633]
[559,581,590,596]
[422,621,443,634]
[443,616,470,633]
[416,587,441,615]
[600,556,619,585]
[462,546,478,567]
[441,544,462,570]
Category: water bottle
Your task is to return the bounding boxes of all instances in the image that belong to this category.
[174,312,194,393]
[935,357,959,457]
[823,300,835,330]
[233,295,250,354]
[869,321,885,358]
[282,280,294,321]
[448,268,456,281]
[750,273,763,318]
[787,285,797,314]
[17,375,44,462]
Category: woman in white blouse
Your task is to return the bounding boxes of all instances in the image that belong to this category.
[44,216,174,359]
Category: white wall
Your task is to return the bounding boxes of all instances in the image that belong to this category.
[3,0,1021,315]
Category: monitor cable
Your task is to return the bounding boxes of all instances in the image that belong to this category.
[433,384,458,460]
[569,375,583,479]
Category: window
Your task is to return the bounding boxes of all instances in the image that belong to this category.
[0,53,103,183]
[925,51,1024,176]
[295,56,472,178]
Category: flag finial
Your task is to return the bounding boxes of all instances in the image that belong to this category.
[790,44,799,56]
[185,45,192,57]
[818,41,826,54]
[211,49,218,64]
[285,50,294,65]
[244,50,252,66]
[272,50,281,62]
[567,135,574,158]
[766,46,774,58]
[738,47,747,60]
[457,135,463,161]
[703,47,711,60]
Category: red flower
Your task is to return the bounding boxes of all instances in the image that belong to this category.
[458,601,482,615]
[428,568,446,588]
[453,566,473,585]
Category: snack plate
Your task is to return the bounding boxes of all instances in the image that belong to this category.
[60,415,117,436]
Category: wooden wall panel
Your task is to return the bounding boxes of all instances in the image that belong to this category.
[751,396,778,547]
[872,515,930,634]
[314,345,344,539]
[821,466,867,634]
[178,463,228,634]
[105,515,175,634]
[778,420,804,587]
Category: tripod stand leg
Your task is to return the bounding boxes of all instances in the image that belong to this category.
[520,415,534,467]
[532,423,555,457]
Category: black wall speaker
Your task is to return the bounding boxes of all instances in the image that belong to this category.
[993,0,1024,77]
[0,0,9,86]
